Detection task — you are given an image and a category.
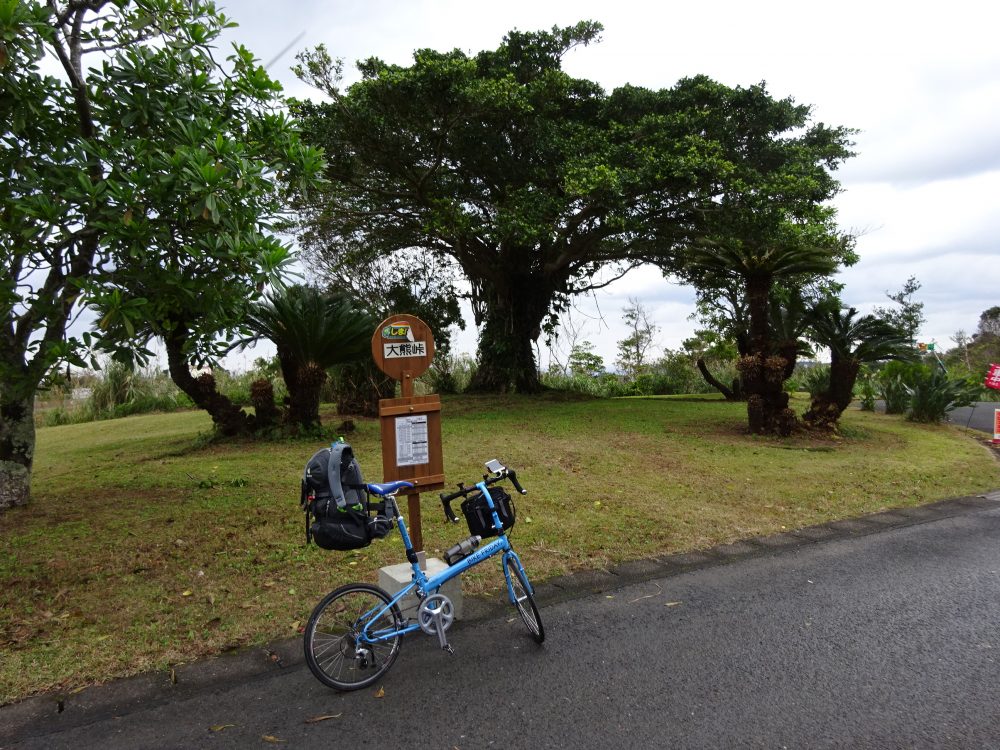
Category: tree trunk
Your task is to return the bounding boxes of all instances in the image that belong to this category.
[696,357,743,401]
[286,362,326,430]
[467,274,551,393]
[250,379,280,429]
[803,357,860,429]
[164,327,252,436]
[0,393,34,510]
[740,273,797,435]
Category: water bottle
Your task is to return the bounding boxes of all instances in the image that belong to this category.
[444,535,482,565]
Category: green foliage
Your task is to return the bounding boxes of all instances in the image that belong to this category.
[40,362,194,425]
[566,342,605,379]
[879,361,925,414]
[856,366,878,411]
[872,276,925,346]
[235,285,374,429]
[424,353,477,395]
[800,366,831,398]
[809,304,913,364]
[240,286,373,375]
[214,368,288,408]
[543,348,734,398]
[292,24,854,392]
[905,368,982,423]
[2,0,325,499]
[615,298,658,381]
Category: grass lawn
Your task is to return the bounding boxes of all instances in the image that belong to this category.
[1,393,998,703]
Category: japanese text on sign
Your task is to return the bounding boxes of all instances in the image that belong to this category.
[395,415,429,466]
[985,364,1000,391]
[383,341,427,359]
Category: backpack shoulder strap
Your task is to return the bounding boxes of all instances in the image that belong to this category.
[327,442,355,508]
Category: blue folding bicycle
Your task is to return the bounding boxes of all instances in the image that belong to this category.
[303,459,544,691]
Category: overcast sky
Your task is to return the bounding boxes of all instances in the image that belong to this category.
[218,0,1000,370]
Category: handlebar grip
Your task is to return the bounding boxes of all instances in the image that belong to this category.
[439,493,461,523]
[508,469,527,495]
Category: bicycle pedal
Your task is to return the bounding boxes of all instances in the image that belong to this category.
[442,644,455,655]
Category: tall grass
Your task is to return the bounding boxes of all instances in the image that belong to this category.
[37,360,294,427]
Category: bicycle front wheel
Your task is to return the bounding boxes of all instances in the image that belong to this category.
[504,556,544,643]
[304,583,403,691]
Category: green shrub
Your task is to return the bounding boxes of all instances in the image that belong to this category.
[422,353,477,394]
[879,361,925,414]
[800,365,831,398]
[906,369,982,423]
[856,366,877,411]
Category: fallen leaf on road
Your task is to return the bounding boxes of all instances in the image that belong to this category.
[374,686,385,698]
[665,601,682,607]
[209,724,235,732]
[181,590,192,597]
[629,583,663,603]
[305,713,343,724]
[261,735,286,743]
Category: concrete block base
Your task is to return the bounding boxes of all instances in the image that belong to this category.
[378,557,464,620]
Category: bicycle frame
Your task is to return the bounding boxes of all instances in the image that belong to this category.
[359,479,534,645]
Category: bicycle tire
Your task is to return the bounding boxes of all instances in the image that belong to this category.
[304,582,403,691]
[504,556,545,643]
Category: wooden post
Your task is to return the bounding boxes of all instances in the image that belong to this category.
[371,315,445,554]
[399,369,423,551]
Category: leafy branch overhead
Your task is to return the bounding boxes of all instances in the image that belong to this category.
[1,0,325,507]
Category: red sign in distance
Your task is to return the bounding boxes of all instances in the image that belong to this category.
[985,363,1000,391]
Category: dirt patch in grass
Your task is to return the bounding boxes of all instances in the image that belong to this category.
[2,397,998,703]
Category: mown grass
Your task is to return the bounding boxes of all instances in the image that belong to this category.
[1,393,998,703]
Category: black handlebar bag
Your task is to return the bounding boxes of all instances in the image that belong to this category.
[461,486,515,538]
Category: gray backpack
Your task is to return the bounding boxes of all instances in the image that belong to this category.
[299,442,392,550]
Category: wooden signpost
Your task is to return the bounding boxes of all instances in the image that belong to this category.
[371,314,444,552]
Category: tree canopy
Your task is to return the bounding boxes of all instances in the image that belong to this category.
[291,22,855,394]
[1,0,324,507]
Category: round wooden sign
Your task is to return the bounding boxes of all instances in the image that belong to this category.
[371,314,436,381]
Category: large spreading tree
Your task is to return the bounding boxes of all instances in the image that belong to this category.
[0,0,324,508]
[291,22,853,394]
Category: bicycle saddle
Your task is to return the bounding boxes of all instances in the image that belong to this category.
[367,480,415,496]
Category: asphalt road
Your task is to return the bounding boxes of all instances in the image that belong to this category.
[6,504,1000,749]
[949,402,999,434]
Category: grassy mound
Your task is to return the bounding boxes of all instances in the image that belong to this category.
[1,393,997,702]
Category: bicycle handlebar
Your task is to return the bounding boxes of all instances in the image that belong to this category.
[439,465,527,524]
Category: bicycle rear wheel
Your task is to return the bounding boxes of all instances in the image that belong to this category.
[304,583,403,691]
[504,556,544,643]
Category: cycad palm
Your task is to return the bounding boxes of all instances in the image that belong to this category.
[241,285,374,430]
[687,238,838,435]
[804,304,912,428]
